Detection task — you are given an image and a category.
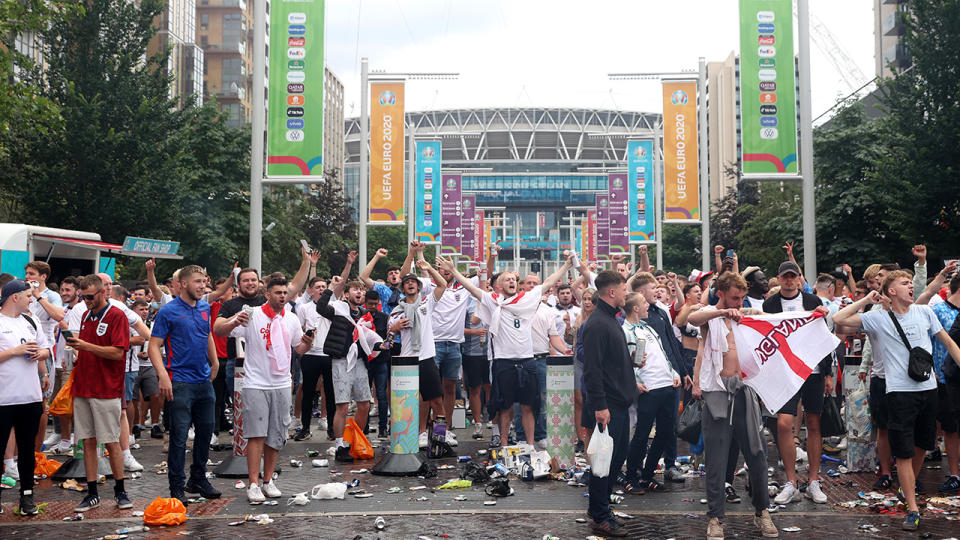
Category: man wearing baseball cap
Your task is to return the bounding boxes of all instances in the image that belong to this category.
[763,261,834,506]
[740,266,769,310]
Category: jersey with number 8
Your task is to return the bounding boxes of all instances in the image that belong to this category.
[478,285,542,360]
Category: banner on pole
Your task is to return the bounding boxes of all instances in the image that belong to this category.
[739,0,799,175]
[370,81,405,223]
[460,195,476,260]
[586,210,597,262]
[662,80,701,221]
[266,0,325,177]
[607,174,630,254]
[626,140,655,243]
[596,195,610,262]
[440,173,462,255]
[474,210,485,262]
[414,141,441,242]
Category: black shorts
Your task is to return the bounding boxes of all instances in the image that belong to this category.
[419,357,443,402]
[462,355,490,388]
[491,358,539,412]
[938,380,960,434]
[887,389,938,459]
[868,376,889,430]
[778,373,825,415]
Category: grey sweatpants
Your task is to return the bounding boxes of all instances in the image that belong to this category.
[702,388,769,518]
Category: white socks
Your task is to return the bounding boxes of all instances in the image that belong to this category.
[492,425,501,437]
[123,449,133,458]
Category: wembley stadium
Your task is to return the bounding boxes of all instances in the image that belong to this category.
[343,108,661,273]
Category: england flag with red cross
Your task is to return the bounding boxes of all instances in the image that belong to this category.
[733,311,840,412]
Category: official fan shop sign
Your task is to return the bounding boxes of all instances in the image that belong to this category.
[267,0,324,176]
[739,0,799,176]
[733,312,840,412]
[370,81,406,223]
[121,237,180,257]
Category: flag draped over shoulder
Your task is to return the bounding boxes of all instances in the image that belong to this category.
[733,311,839,412]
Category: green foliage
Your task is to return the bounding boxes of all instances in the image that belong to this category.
[661,224,701,275]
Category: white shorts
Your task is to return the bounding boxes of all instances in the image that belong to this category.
[332,359,371,404]
[72,397,122,444]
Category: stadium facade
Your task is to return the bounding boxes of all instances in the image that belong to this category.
[344,108,660,273]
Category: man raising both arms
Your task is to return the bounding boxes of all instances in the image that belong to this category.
[438,252,574,447]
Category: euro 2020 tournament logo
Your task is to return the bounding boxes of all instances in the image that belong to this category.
[463,198,472,210]
[379,91,397,106]
[446,178,457,189]
[613,177,624,189]
[422,146,436,159]
[671,90,689,106]
[633,146,648,161]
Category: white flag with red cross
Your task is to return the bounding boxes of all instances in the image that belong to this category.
[732,311,840,412]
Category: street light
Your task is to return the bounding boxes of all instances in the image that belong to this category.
[358,58,459,269]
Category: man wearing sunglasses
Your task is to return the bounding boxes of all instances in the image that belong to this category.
[66,275,131,513]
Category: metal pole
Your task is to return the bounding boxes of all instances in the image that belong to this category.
[698,57,710,271]
[359,58,369,269]
[248,0,266,274]
[408,131,415,245]
[513,216,520,269]
[798,0,817,277]
[653,120,663,270]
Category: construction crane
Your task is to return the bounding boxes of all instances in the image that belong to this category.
[796,5,871,94]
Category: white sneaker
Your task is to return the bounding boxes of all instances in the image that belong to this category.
[835,437,848,450]
[54,441,73,455]
[445,431,458,447]
[370,404,378,417]
[188,427,195,441]
[211,432,219,446]
[129,434,136,446]
[262,480,282,498]
[419,432,428,449]
[326,446,337,457]
[806,479,827,504]
[795,447,808,462]
[3,460,19,481]
[535,439,548,450]
[247,483,266,503]
[123,454,144,472]
[43,432,61,447]
[774,481,802,504]
[291,418,302,431]
[318,418,328,431]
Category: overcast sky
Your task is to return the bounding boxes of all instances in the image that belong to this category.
[324,0,876,122]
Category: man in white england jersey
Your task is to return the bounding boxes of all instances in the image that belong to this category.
[438,253,574,447]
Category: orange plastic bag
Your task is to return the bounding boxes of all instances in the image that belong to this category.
[143,496,188,526]
[343,418,375,460]
[34,452,62,476]
[48,371,74,417]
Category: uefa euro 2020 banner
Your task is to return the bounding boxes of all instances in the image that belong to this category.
[370,81,405,223]
[661,80,700,222]
[414,141,441,243]
[739,0,799,176]
[267,0,324,177]
[626,140,655,243]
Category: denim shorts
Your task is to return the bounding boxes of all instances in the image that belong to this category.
[434,341,463,381]
[124,371,138,403]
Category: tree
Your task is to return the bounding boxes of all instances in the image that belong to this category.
[299,168,360,279]
[873,0,960,263]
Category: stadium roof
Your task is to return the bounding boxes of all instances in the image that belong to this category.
[345,107,660,163]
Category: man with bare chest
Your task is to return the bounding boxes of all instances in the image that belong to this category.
[689,272,777,540]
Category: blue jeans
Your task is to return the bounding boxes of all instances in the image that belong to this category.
[587,405,630,524]
[626,386,677,484]
[367,359,389,432]
[515,356,547,441]
[225,358,236,402]
[167,380,215,493]
[661,386,680,469]
[434,341,463,380]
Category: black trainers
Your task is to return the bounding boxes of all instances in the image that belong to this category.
[335,446,354,463]
[939,475,960,493]
[18,490,39,516]
[643,479,670,492]
[916,480,926,495]
[293,430,312,442]
[507,432,517,445]
[151,425,163,439]
[872,474,892,490]
[725,483,742,503]
[590,518,628,537]
[115,491,132,510]
[185,478,222,499]
[170,489,189,507]
[575,440,585,454]
[489,434,502,448]
[74,494,101,512]
[132,424,142,439]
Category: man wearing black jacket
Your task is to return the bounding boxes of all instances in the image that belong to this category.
[582,270,636,538]
[363,290,390,439]
[762,261,833,505]
[632,272,691,482]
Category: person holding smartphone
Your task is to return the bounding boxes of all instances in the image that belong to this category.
[0,280,51,516]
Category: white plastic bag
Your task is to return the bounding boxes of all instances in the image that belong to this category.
[310,482,347,500]
[845,380,872,441]
[587,423,614,478]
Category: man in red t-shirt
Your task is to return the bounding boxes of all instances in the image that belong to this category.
[66,274,131,513]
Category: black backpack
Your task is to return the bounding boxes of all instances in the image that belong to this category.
[945,312,960,381]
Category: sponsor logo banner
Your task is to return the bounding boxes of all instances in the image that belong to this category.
[370,82,405,222]
[267,1,324,176]
[739,0,798,175]
[626,140,655,242]
[414,141,441,242]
